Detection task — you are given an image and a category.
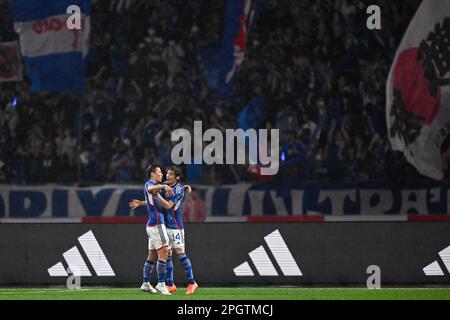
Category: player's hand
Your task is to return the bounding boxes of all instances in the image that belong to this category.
[184,185,192,194]
[164,185,174,197]
[129,199,142,210]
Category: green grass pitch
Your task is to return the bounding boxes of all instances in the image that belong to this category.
[0,287,450,300]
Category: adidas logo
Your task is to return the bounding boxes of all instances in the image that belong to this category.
[48,230,115,277]
[423,246,450,276]
[234,229,302,277]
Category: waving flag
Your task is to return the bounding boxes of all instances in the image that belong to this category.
[197,0,261,97]
[9,0,90,96]
[386,0,450,180]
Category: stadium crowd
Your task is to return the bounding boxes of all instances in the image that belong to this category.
[0,0,431,185]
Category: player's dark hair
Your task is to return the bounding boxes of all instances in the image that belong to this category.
[167,165,183,180]
[146,163,161,179]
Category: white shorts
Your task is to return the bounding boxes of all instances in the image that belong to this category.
[167,228,185,250]
[146,224,169,251]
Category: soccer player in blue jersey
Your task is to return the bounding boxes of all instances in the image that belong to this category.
[139,164,174,295]
[130,165,198,295]
[155,165,198,295]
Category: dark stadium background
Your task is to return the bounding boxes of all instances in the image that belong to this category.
[0,0,426,186]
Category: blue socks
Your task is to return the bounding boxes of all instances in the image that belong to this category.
[157,260,167,283]
[150,254,194,285]
[143,260,154,283]
[178,253,195,284]
[165,256,174,286]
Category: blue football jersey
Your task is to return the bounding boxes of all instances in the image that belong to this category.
[163,182,186,230]
[144,180,165,226]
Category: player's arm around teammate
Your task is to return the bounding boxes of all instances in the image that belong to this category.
[147,184,174,196]
[129,184,190,209]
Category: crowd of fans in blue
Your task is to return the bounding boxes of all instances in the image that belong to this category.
[0,0,432,185]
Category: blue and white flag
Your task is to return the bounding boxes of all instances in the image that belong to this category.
[9,0,90,96]
[197,0,261,97]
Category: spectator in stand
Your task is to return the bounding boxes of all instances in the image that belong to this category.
[109,142,136,183]
[9,145,26,184]
[60,129,78,169]
[327,130,347,180]
[41,142,59,182]
[279,130,303,180]
[276,103,300,146]
[110,37,130,77]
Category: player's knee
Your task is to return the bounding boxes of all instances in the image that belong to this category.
[157,246,169,261]
[148,250,157,261]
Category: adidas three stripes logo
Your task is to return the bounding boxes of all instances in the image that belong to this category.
[423,246,450,276]
[48,230,115,277]
[234,229,302,277]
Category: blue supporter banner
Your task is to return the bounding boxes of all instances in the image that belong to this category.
[0,182,449,218]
